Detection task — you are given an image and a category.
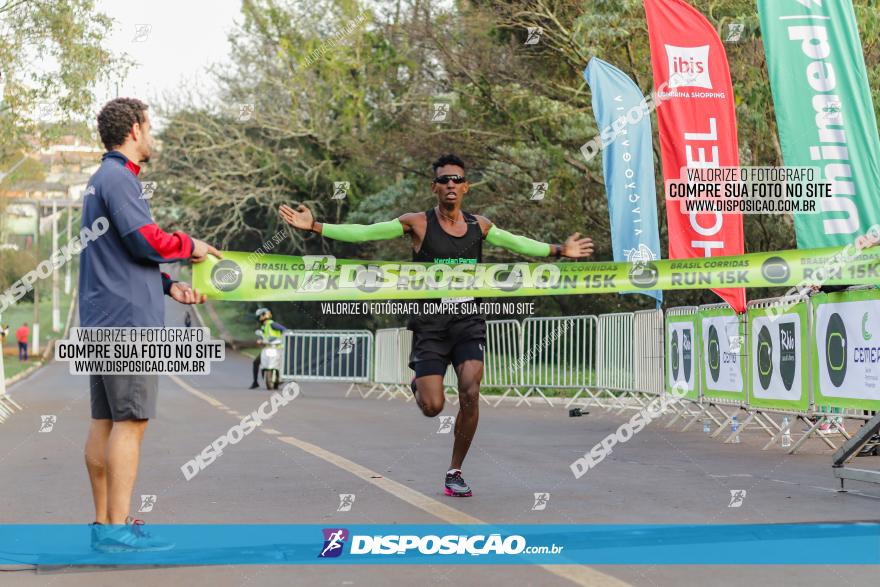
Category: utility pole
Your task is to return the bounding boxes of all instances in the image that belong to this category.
[32,203,39,356]
[64,201,72,294]
[52,201,60,332]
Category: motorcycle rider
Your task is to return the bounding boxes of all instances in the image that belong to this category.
[249,307,289,389]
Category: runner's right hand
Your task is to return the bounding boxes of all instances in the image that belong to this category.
[279,203,315,231]
[191,238,222,263]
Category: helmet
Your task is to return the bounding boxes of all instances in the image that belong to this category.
[255,307,271,321]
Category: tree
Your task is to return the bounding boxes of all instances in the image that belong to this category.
[151,0,880,322]
[0,0,125,159]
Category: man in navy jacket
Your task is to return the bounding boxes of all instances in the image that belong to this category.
[80,97,220,551]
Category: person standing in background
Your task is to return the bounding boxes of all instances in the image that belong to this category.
[15,323,29,361]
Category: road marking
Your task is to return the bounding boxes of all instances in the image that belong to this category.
[170,375,630,587]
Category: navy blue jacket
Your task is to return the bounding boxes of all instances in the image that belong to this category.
[78,151,193,327]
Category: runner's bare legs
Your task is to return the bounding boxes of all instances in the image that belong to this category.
[413,359,482,470]
[414,374,445,416]
[451,359,482,470]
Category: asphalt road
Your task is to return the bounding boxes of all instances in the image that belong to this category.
[0,297,878,586]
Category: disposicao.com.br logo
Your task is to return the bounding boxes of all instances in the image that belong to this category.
[317,529,563,558]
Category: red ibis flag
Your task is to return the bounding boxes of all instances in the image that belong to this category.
[643,0,745,312]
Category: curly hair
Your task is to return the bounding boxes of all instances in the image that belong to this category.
[97,98,148,151]
[431,153,466,175]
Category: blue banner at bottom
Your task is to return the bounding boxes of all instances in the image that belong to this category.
[1,524,878,565]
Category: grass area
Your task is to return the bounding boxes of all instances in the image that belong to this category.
[1,291,74,346]
[205,300,259,342]
[1,354,40,382]
[239,348,258,359]
[1,289,74,382]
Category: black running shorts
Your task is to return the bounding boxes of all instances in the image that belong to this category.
[408,316,486,378]
[90,374,158,421]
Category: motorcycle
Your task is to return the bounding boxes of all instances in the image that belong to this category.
[255,330,283,390]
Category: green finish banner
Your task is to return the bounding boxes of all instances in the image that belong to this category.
[699,307,745,402]
[193,246,880,302]
[747,302,810,412]
[759,0,880,248]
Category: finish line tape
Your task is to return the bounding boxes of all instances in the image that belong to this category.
[192,247,880,302]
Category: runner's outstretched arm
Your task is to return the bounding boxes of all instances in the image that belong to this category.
[477,216,594,259]
[279,203,404,242]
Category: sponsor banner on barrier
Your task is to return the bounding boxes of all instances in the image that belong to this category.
[812,289,880,410]
[699,308,744,401]
[2,524,878,565]
[748,303,810,411]
[666,314,699,400]
[192,246,880,302]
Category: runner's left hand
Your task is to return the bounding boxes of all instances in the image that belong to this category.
[170,282,207,305]
[562,233,594,259]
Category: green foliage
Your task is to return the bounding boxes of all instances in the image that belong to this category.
[0,0,124,158]
[151,0,880,323]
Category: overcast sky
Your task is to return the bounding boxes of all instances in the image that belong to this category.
[93,0,242,112]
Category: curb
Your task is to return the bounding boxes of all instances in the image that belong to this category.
[4,360,44,390]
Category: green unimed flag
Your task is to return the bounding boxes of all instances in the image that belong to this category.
[759,0,880,248]
[193,246,880,302]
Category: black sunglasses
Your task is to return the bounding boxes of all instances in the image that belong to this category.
[432,174,467,185]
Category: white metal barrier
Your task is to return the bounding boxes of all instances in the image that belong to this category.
[484,320,523,388]
[517,315,597,408]
[594,312,636,411]
[372,328,401,386]
[360,327,412,400]
[447,319,521,407]
[370,321,523,407]
[282,330,373,382]
[634,309,664,397]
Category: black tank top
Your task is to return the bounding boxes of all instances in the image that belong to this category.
[407,208,484,329]
[413,208,482,264]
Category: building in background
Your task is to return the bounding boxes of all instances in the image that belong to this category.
[1,135,100,249]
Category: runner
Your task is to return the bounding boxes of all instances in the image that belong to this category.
[81,97,220,550]
[279,153,594,496]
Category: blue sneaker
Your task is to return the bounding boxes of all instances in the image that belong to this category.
[93,517,174,552]
[89,522,104,550]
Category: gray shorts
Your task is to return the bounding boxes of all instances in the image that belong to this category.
[89,374,158,421]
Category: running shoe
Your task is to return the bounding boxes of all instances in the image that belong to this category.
[93,517,174,552]
[248,381,259,389]
[89,522,103,550]
[444,471,472,497]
